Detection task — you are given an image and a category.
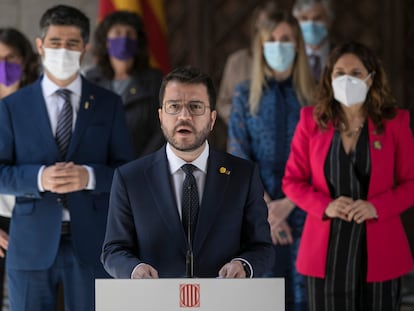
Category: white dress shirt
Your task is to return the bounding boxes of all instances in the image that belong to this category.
[166,142,209,219]
[36,74,95,220]
[306,41,330,72]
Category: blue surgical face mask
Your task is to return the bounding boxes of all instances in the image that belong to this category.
[263,41,296,72]
[300,21,328,46]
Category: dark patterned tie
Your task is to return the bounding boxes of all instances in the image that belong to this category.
[310,54,321,81]
[55,89,73,159]
[181,164,200,239]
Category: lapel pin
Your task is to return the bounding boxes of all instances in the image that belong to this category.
[130,87,137,95]
[89,95,94,100]
[373,141,382,150]
[84,101,89,110]
[219,166,231,175]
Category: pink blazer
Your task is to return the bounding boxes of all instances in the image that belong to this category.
[282,106,414,282]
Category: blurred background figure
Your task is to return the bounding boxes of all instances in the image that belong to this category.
[228,10,315,311]
[293,0,333,82]
[283,42,414,311]
[212,1,279,153]
[86,10,164,158]
[216,0,278,125]
[0,27,39,310]
[0,28,39,98]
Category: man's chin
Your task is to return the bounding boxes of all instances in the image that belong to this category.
[169,138,204,153]
[171,143,200,153]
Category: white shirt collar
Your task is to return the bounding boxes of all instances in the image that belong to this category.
[41,73,82,99]
[166,141,210,175]
[306,40,330,58]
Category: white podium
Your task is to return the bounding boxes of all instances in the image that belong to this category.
[96,278,284,311]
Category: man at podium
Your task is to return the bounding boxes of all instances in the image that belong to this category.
[102,66,274,279]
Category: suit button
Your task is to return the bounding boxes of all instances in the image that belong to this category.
[57,198,62,203]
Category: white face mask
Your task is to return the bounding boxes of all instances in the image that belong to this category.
[42,48,81,81]
[332,74,371,107]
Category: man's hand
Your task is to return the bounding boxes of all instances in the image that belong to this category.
[131,263,159,279]
[0,229,9,258]
[42,162,89,193]
[218,260,246,278]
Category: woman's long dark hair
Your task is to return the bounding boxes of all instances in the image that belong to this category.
[93,11,150,79]
[0,28,39,86]
[314,42,397,134]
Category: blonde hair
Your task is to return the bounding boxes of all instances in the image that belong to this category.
[248,10,315,115]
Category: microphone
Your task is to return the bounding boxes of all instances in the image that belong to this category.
[185,183,194,278]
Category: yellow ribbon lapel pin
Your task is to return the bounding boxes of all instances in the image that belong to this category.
[84,95,95,110]
[219,166,231,175]
[373,140,382,150]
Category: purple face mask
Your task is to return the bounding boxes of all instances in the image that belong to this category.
[107,37,138,60]
[0,60,22,87]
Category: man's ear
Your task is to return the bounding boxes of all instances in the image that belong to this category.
[80,42,91,63]
[210,110,217,131]
[35,37,43,56]
[84,42,91,53]
[158,108,163,125]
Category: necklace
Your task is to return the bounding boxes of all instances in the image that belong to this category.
[340,122,364,138]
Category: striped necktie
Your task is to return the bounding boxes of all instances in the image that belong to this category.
[55,89,73,159]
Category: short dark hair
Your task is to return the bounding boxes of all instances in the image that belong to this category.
[93,11,149,79]
[0,28,39,86]
[39,5,90,43]
[159,66,216,111]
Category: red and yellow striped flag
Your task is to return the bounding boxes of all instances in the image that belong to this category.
[98,0,170,75]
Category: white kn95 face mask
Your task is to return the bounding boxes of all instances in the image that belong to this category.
[332,74,371,107]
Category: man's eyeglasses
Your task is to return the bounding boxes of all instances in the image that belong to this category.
[163,100,210,116]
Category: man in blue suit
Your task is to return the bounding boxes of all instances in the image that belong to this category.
[0,5,133,311]
[102,66,274,279]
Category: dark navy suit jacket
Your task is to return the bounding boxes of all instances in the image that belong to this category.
[0,76,134,271]
[102,146,274,278]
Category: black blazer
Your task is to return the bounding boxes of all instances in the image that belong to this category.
[102,146,275,278]
[85,67,165,158]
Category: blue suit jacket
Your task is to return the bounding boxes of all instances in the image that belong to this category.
[102,146,274,278]
[0,76,134,271]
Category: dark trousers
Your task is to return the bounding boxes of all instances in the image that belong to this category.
[7,234,108,311]
[0,215,10,309]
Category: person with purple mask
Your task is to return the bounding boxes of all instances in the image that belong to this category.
[0,28,39,97]
[0,27,39,310]
[86,10,164,159]
[0,5,133,310]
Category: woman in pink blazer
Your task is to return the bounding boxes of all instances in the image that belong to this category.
[282,42,414,311]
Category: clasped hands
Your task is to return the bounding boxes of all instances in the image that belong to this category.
[41,162,89,193]
[131,261,247,279]
[325,196,378,224]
